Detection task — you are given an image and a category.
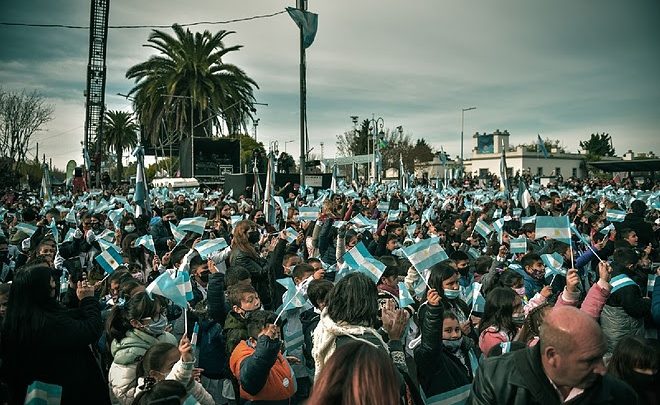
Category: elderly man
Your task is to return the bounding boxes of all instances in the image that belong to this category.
[468,306,637,404]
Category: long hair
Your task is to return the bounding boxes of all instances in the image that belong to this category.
[2,264,59,344]
[427,261,458,299]
[478,287,518,338]
[516,302,551,344]
[308,342,400,405]
[608,336,660,383]
[230,220,259,260]
[327,273,379,328]
[136,342,177,379]
[106,291,163,344]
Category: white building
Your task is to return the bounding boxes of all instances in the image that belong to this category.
[463,130,587,179]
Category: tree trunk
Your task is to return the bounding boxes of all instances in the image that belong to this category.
[116,148,123,183]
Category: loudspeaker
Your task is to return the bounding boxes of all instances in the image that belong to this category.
[180,138,241,177]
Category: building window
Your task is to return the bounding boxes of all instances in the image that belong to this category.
[555,167,561,175]
[572,168,577,177]
[537,167,543,176]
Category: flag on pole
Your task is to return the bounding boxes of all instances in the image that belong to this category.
[535,216,571,244]
[461,281,482,307]
[169,222,186,244]
[541,252,565,277]
[570,224,590,246]
[606,209,626,222]
[276,277,307,311]
[264,151,277,225]
[40,163,52,202]
[24,380,63,405]
[177,217,207,235]
[95,247,123,274]
[132,145,151,218]
[398,281,415,308]
[284,227,299,244]
[134,234,156,253]
[252,158,263,208]
[48,219,59,245]
[402,237,449,272]
[146,269,193,308]
[510,237,527,253]
[194,238,228,259]
[298,206,320,221]
[518,178,531,210]
[499,139,510,196]
[474,219,493,239]
[286,7,319,49]
[330,162,338,193]
[399,153,408,190]
[107,208,125,229]
[342,242,386,283]
[537,134,549,158]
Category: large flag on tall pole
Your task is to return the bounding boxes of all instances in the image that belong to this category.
[264,151,277,225]
[40,163,52,202]
[132,145,150,218]
[252,157,263,208]
[330,162,338,193]
[517,178,531,210]
[499,139,510,197]
[537,134,549,159]
[351,161,358,183]
[399,153,408,190]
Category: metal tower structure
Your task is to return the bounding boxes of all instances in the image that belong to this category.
[83,0,110,188]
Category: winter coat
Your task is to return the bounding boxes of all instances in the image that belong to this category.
[555,280,610,319]
[0,297,111,405]
[468,344,638,405]
[149,218,173,256]
[224,311,249,357]
[108,329,177,405]
[414,302,479,399]
[318,218,338,265]
[198,272,231,380]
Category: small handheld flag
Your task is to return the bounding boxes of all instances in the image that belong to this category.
[95,247,124,274]
[134,234,156,253]
[177,217,207,235]
[194,238,228,259]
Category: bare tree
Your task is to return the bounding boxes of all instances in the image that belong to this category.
[0,88,53,168]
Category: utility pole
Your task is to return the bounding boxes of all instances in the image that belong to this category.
[320,142,324,160]
[297,0,307,188]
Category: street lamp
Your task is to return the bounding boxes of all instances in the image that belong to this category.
[461,106,476,175]
[369,115,384,183]
[284,140,294,153]
[253,118,260,141]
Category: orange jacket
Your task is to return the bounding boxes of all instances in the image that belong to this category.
[229,339,295,402]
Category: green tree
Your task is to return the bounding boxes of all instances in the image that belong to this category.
[412,138,435,163]
[126,24,258,146]
[104,110,139,182]
[579,133,615,161]
[277,152,296,173]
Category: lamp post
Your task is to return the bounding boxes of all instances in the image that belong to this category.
[461,106,476,177]
[369,115,384,183]
[253,118,260,142]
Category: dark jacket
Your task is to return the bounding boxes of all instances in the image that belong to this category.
[615,214,655,248]
[198,273,231,380]
[318,218,338,265]
[0,297,111,405]
[229,239,287,310]
[468,345,638,405]
[299,309,320,371]
[149,218,173,256]
[414,302,477,398]
[224,310,249,357]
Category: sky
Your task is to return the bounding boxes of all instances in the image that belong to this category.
[1,0,659,170]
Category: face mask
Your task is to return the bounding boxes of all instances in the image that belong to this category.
[92,223,102,233]
[544,203,552,210]
[143,316,167,336]
[124,225,136,233]
[599,203,605,210]
[513,287,526,296]
[443,336,463,352]
[530,269,545,280]
[240,305,262,318]
[512,313,525,326]
[229,209,236,216]
[629,371,656,390]
[248,230,261,244]
[255,217,266,226]
[444,289,460,300]
[199,272,210,283]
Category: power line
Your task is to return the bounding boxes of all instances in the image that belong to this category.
[0,10,287,30]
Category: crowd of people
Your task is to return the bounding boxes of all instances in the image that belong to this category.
[0,174,658,405]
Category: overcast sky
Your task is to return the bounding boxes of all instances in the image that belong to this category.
[1,0,659,170]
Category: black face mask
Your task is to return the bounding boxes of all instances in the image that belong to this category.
[628,371,656,390]
[248,230,261,244]
[255,217,266,226]
[199,271,210,283]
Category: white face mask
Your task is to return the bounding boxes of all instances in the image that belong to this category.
[124,225,136,233]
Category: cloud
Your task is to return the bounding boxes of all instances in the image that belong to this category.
[1,0,658,170]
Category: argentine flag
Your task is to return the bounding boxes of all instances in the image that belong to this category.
[95,247,123,274]
[398,281,415,308]
[535,216,571,244]
[570,224,590,247]
[134,234,156,253]
[169,222,187,244]
[194,238,228,259]
[521,215,537,225]
[403,237,449,273]
[284,227,299,244]
[541,252,565,277]
[177,217,207,235]
[474,219,493,239]
[298,206,320,221]
[16,222,37,237]
[276,277,307,311]
[65,208,77,225]
[510,237,527,254]
[387,210,400,222]
[342,242,386,283]
[146,269,193,308]
[107,208,125,228]
[351,213,377,229]
[606,209,626,223]
[461,281,482,309]
[25,380,62,405]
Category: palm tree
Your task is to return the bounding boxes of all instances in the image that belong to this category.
[126,24,258,146]
[104,110,138,182]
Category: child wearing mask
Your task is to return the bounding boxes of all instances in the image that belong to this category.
[107,292,178,404]
[134,336,214,404]
[224,284,262,356]
[478,287,524,357]
[516,253,546,300]
[415,289,480,401]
